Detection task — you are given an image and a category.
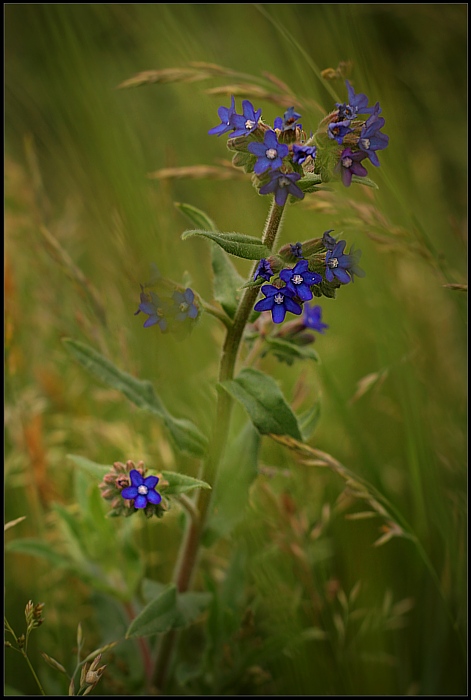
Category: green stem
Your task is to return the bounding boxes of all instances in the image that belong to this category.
[4,617,46,696]
[151,199,285,692]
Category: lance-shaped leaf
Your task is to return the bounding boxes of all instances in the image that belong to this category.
[125,584,212,638]
[175,203,244,318]
[203,422,260,546]
[63,339,207,458]
[160,471,211,495]
[219,368,302,440]
[182,230,271,260]
[264,336,320,364]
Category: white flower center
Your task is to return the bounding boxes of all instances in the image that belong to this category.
[274,293,284,305]
[279,176,291,187]
[342,157,352,168]
[245,119,256,130]
[179,302,189,313]
[328,257,339,269]
[360,138,370,149]
[137,485,148,495]
[292,274,304,285]
[266,148,278,159]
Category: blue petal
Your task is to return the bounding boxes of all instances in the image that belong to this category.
[334,268,351,284]
[254,297,274,312]
[129,469,144,487]
[144,475,159,489]
[283,297,303,315]
[121,486,138,499]
[272,303,286,324]
[134,495,148,509]
[143,316,160,328]
[147,489,162,505]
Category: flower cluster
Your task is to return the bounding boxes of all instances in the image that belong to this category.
[252,230,364,323]
[135,283,200,337]
[99,460,166,519]
[209,80,388,198]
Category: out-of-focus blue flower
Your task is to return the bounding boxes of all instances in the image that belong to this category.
[254,258,274,282]
[274,106,302,131]
[259,170,304,206]
[336,80,378,120]
[292,144,317,165]
[121,469,162,509]
[290,242,304,258]
[325,240,365,284]
[322,230,337,250]
[248,130,289,175]
[303,303,329,333]
[208,95,237,137]
[135,290,168,331]
[327,120,353,144]
[172,288,199,321]
[358,113,389,166]
[280,259,322,302]
[336,147,368,187]
[230,99,262,138]
[254,284,303,324]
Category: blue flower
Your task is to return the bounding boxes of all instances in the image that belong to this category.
[274,107,302,131]
[336,80,378,120]
[172,288,199,321]
[290,242,304,258]
[208,96,237,137]
[280,259,322,301]
[254,258,274,282]
[121,469,162,509]
[135,291,168,331]
[358,112,389,167]
[247,130,289,175]
[327,119,353,144]
[321,230,337,250]
[325,240,365,284]
[254,284,303,324]
[336,148,368,187]
[292,144,317,165]
[230,99,262,138]
[259,170,304,206]
[303,303,329,333]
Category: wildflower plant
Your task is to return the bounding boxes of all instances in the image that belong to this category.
[54,76,392,693]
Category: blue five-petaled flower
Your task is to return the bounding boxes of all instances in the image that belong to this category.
[280,259,322,301]
[325,240,365,284]
[259,170,304,207]
[172,288,198,321]
[303,303,329,333]
[135,291,168,331]
[121,470,162,509]
[254,284,303,324]
[248,130,289,175]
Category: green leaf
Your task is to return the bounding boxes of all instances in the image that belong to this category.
[181,230,270,260]
[298,400,321,442]
[203,422,260,546]
[297,173,323,193]
[68,454,109,480]
[211,244,245,318]
[5,539,73,568]
[351,175,379,189]
[161,471,211,496]
[63,339,207,457]
[174,202,217,231]
[219,368,302,440]
[125,584,212,638]
[264,336,320,364]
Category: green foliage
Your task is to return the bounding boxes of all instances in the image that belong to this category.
[181,230,271,260]
[219,368,303,440]
[63,338,207,457]
[125,585,212,638]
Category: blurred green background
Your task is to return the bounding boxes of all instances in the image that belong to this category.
[5,4,467,696]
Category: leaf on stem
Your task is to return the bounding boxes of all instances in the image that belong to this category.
[219,368,302,440]
[62,339,207,458]
[182,230,271,260]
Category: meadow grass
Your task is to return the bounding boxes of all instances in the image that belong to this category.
[5,4,467,695]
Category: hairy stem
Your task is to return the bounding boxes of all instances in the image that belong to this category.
[151,199,285,691]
